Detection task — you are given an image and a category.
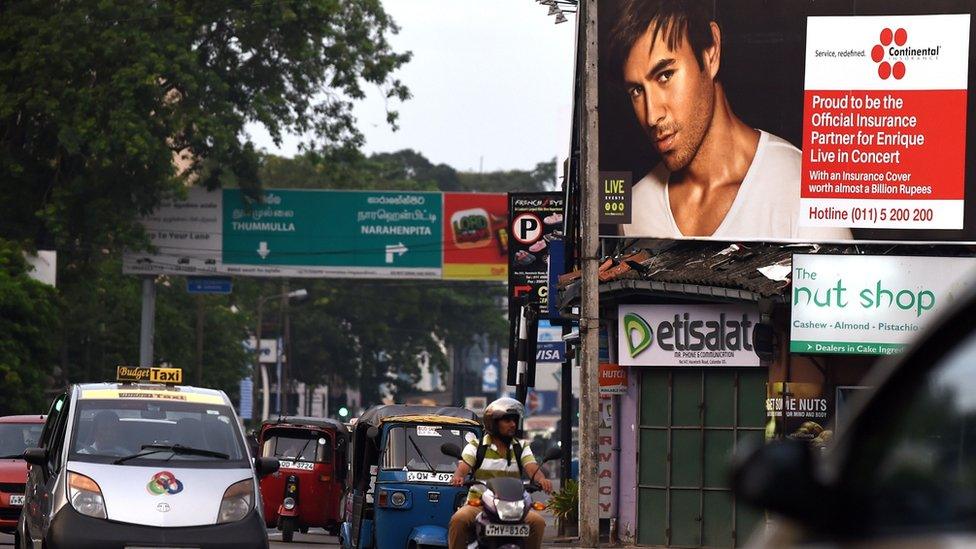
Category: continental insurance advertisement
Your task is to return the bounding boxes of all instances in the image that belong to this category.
[790,254,976,355]
[597,1,973,242]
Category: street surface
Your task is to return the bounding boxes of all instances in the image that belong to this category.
[0,530,340,547]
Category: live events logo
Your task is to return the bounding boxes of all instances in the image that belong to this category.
[870,26,942,80]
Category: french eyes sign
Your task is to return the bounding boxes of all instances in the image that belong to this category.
[790,254,976,355]
[617,305,761,367]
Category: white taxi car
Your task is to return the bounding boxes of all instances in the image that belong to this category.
[17,367,278,549]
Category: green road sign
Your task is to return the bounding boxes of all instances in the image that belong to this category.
[222,189,442,277]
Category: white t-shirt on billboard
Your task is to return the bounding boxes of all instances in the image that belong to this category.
[621,131,853,241]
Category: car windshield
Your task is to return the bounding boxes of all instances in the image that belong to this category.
[381,424,478,472]
[0,423,43,458]
[262,429,331,463]
[68,398,247,466]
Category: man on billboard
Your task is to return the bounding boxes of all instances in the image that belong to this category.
[608,0,852,241]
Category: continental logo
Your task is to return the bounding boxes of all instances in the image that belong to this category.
[871,27,941,80]
[624,312,755,358]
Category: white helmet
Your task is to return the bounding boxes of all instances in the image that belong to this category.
[483,397,524,437]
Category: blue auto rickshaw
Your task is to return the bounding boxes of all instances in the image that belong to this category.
[340,405,482,549]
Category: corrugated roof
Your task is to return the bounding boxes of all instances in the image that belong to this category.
[558,241,976,307]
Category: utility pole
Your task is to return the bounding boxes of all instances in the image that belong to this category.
[252,295,265,423]
[578,0,601,545]
[139,276,156,367]
[195,295,204,386]
[280,279,290,416]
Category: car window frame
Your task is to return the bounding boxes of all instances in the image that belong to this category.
[46,394,72,474]
[38,393,67,450]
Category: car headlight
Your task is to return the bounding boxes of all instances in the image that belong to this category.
[68,471,107,519]
[390,491,406,507]
[494,499,525,521]
[217,479,254,524]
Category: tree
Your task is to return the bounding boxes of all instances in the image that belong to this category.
[457,159,558,192]
[0,0,410,258]
[0,1,410,400]
[0,241,61,414]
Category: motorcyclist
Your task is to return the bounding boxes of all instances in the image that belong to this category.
[448,397,552,549]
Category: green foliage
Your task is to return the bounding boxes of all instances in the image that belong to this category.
[547,479,579,523]
[457,159,558,192]
[0,0,410,256]
[0,241,61,414]
[57,256,251,401]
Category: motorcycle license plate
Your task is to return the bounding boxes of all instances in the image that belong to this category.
[8,495,24,506]
[484,523,530,537]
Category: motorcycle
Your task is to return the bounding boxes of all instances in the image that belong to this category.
[441,443,561,549]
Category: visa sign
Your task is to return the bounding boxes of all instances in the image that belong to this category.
[536,341,565,363]
[618,305,761,367]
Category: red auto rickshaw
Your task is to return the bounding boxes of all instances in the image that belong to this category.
[259,416,349,542]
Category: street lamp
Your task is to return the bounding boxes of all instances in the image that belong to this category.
[252,288,308,422]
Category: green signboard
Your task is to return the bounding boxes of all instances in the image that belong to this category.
[222,190,442,275]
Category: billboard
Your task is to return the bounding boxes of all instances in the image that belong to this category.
[507,192,565,384]
[597,1,975,242]
[618,304,760,367]
[123,188,508,280]
[442,192,508,280]
[790,254,976,355]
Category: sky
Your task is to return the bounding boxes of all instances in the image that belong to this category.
[247,0,577,174]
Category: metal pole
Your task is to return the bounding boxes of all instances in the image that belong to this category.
[515,304,529,404]
[139,276,156,367]
[195,295,204,386]
[579,0,601,544]
[252,297,264,424]
[283,281,293,415]
[560,324,574,487]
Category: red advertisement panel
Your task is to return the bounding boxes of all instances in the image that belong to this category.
[442,192,508,280]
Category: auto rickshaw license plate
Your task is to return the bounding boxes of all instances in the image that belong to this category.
[8,495,24,506]
[279,460,314,470]
[485,523,530,537]
[406,471,452,483]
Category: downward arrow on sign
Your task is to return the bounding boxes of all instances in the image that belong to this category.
[257,241,270,259]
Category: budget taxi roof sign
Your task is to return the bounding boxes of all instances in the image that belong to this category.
[618,305,761,367]
[801,14,971,232]
[790,254,976,355]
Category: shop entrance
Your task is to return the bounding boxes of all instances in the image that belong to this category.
[637,368,766,547]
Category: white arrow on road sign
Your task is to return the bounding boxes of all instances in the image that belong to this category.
[385,242,408,264]
[257,241,270,259]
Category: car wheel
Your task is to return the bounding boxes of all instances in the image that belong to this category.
[281,516,296,543]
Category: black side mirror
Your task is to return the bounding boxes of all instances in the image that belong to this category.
[23,447,47,466]
[732,438,834,527]
[254,457,280,478]
[441,443,462,459]
[543,446,562,463]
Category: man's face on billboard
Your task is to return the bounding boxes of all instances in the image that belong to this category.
[623,21,718,172]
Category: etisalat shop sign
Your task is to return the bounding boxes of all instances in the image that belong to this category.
[791,254,976,355]
[618,305,760,367]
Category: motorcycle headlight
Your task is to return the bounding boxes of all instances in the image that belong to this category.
[217,479,254,524]
[494,499,525,521]
[68,471,107,519]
